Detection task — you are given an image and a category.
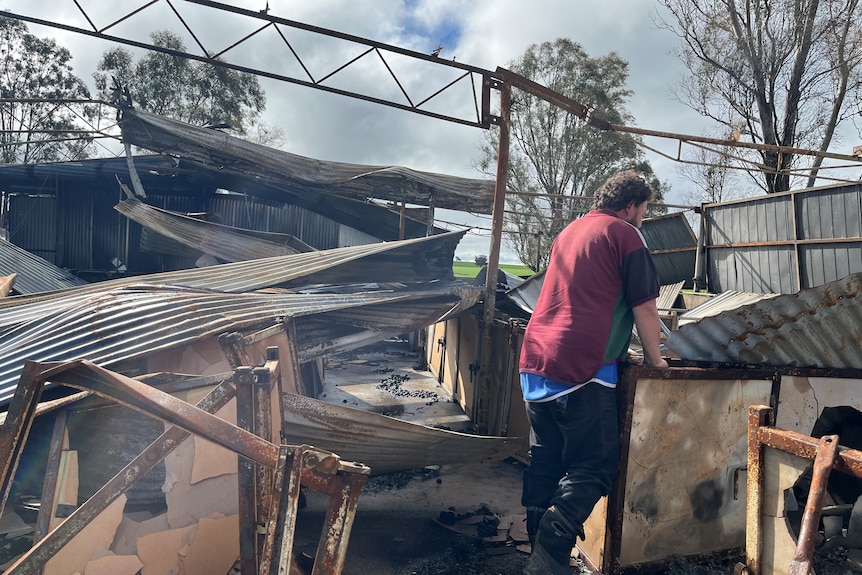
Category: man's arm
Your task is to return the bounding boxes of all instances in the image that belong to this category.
[632,299,669,368]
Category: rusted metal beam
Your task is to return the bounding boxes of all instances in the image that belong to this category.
[788,435,839,575]
[219,331,255,370]
[260,446,304,575]
[745,405,773,575]
[2,380,236,575]
[234,366,259,575]
[755,424,862,478]
[39,360,280,467]
[253,355,278,525]
[0,362,47,517]
[476,80,511,435]
[259,444,369,575]
[33,409,69,543]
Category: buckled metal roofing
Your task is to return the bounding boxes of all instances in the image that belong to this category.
[666,273,862,368]
[0,237,88,295]
[115,197,315,261]
[119,107,496,213]
[0,231,466,328]
[0,281,478,406]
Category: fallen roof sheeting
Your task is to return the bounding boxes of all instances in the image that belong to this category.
[119,107,496,214]
[0,281,477,406]
[0,237,88,295]
[677,290,779,327]
[0,231,467,329]
[666,273,862,368]
[281,392,520,475]
[115,197,316,261]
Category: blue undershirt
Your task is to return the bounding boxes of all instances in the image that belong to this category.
[520,362,619,402]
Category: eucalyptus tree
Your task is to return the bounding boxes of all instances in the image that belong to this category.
[478,38,666,271]
[94,30,267,137]
[0,16,94,163]
[658,0,862,193]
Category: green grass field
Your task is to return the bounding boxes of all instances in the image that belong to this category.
[452,261,535,279]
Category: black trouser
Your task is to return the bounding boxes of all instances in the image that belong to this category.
[521,382,619,539]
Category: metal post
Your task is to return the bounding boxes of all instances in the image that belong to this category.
[0,362,46,517]
[476,80,510,435]
[234,366,258,575]
[745,405,773,575]
[788,435,839,575]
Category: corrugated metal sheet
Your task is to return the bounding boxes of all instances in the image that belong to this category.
[0,231,467,328]
[0,281,478,406]
[8,194,58,263]
[677,290,779,327]
[119,107,496,213]
[703,182,862,294]
[0,237,88,295]
[115,197,315,261]
[666,273,862,367]
[656,281,684,311]
[640,213,697,287]
[281,393,519,476]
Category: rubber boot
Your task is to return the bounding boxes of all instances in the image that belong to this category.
[523,506,579,575]
[525,506,546,548]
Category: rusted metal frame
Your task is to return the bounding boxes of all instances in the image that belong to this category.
[665,360,862,381]
[600,364,642,575]
[33,409,69,544]
[0,6,492,130]
[287,451,370,575]
[253,352,279,523]
[630,363,779,381]
[234,354,277,574]
[58,372,231,412]
[309,465,368,575]
[2,380,236,575]
[220,331,256,370]
[34,360,368,575]
[260,445,304,575]
[788,435,840,575]
[234,366,259,575]
[745,405,774,575]
[745,406,862,575]
[259,445,370,575]
[40,360,280,467]
[0,362,47,517]
[475,80,511,435]
[756,426,862,479]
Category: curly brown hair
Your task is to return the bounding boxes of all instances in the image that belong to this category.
[592,170,654,211]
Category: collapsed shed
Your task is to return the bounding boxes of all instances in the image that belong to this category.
[0,107,525,574]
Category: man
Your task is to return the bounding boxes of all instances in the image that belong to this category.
[519,170,669,575]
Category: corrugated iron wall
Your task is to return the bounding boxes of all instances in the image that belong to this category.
[8,193,59,264]
[210,196,341,249]
[640,212,697,287]
[703,182,862,294]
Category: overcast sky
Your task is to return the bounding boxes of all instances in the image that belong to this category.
[3,0,716,263]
